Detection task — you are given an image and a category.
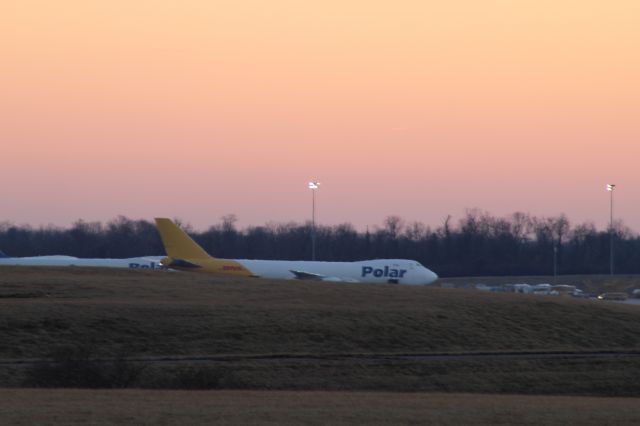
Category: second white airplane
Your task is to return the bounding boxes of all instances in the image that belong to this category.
[155,218,438,285]
[0,251,164,269]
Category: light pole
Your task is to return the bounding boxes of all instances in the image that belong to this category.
[553,243,558,283]
[309,181,320,261]
[606,184,615,275]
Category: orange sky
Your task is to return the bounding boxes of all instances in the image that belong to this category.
[1,1,639,231]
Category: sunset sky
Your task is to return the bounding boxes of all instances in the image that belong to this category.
[2,1,639,232]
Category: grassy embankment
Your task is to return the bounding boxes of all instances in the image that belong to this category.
[1,266,640,394]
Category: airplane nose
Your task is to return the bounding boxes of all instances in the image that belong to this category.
[425,269,438,284]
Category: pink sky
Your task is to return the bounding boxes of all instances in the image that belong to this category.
[1,1,639,231]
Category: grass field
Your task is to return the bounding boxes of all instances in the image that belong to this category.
[1,266,640,395]
[1,389,639,425]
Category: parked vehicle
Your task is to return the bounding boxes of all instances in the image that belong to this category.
[597,292,628,301]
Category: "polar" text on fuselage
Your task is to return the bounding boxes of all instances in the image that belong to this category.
[361,266,407,279]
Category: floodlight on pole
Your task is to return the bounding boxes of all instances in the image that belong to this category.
[606,184,615,275]
[309,182,320,260]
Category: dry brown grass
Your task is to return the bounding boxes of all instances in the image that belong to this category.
[1,389,639,425]
[1,266,639,359]
[2,266,640,394]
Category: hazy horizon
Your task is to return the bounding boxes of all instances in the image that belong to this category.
[0,208,631,235]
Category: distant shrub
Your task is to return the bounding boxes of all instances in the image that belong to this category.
[142,366,248,390]
[25,344,144,388]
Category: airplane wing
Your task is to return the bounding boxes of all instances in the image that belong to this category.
[290,270,326,280]
[289,270,359,282]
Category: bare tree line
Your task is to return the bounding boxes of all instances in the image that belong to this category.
[1,210,638,277]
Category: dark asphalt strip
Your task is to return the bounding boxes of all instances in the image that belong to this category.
[2,350,639,367]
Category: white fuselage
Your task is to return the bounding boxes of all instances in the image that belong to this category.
[235,258,438,285]
[0,255,165,269]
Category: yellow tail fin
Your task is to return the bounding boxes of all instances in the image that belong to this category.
[154,218,212,260]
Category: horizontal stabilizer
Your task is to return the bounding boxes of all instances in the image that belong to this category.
[165,258,202,269]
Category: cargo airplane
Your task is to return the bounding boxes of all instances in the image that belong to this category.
[0,251,164,269]
[155,218,438,285]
